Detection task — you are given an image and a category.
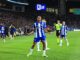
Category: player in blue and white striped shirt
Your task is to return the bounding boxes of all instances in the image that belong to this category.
[37,19,50,51]
[0,23,6,43]
[60,21,69,46]
[27,16,48,57]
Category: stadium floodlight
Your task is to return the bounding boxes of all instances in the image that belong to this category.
[7,0,29,5]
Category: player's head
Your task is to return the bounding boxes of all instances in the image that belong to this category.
[62,21,66,25]
[57,20,60,24]
[37,16,42,22]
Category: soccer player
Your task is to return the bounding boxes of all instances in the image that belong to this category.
[37,19,50,51]
[1,23,6,43]
[27,16,48,57]
[59,21,69,46]
[9,24,16,40]
[55,20,62,44]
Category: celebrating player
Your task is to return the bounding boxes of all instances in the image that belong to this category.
[55,20,62,45]
[27,16,48,57]
[59,21,69,46]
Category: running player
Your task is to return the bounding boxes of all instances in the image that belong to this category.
[27,16,48,57]
[55,20,62,44]
[59,21,69,46]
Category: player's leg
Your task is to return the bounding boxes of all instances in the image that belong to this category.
[41,37,48,57]
[27,41,37,57]
[64,36,69,46]
[37,40,50,51]
[57,36,60,44]
[37,41,41,51]
[12,33,14,39]
[60,35,63,46]
[45,40,50,50]
[9,33,12,40]
[27,38,38,57]
[2,34,6,43]
[10,32,14,40]
[56,30,60,45]
[41,40,47,57]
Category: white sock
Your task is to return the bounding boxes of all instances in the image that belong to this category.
[65,39,69,46]
[60,40,62,46]
[29,49,33,54]
[45,41,48,49]
[43,50,46,56]
[66,39,68,43]
[45,41,50,50]
[10,35,12,40]
[3,39,5,43]
[27,49,33,57]
[37,42,40,51]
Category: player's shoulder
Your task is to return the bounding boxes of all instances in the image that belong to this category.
[41,21,45,24]
[33,22,37,26]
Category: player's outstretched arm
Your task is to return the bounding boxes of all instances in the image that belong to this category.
[28,31,34,35]
[44,28,46,32]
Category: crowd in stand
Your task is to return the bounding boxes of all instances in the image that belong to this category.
[0,10,34,35]
[66,14,80,29]
[0,10,80,35]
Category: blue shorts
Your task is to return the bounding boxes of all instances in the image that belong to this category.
[60,35,66,38]
[1,33,6,38]
[34,36,46,42]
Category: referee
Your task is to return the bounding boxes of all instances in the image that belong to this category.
[55,20,62,45]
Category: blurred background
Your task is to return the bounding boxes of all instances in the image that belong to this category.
[0,0,80,33]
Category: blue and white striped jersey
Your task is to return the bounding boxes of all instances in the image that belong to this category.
[0,26,5,34]
[60,25,67,36]
[33,21,46,38]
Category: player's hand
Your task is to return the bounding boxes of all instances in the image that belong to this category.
[44,29,48,33]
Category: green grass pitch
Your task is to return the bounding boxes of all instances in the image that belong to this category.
[0,31,80,60]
